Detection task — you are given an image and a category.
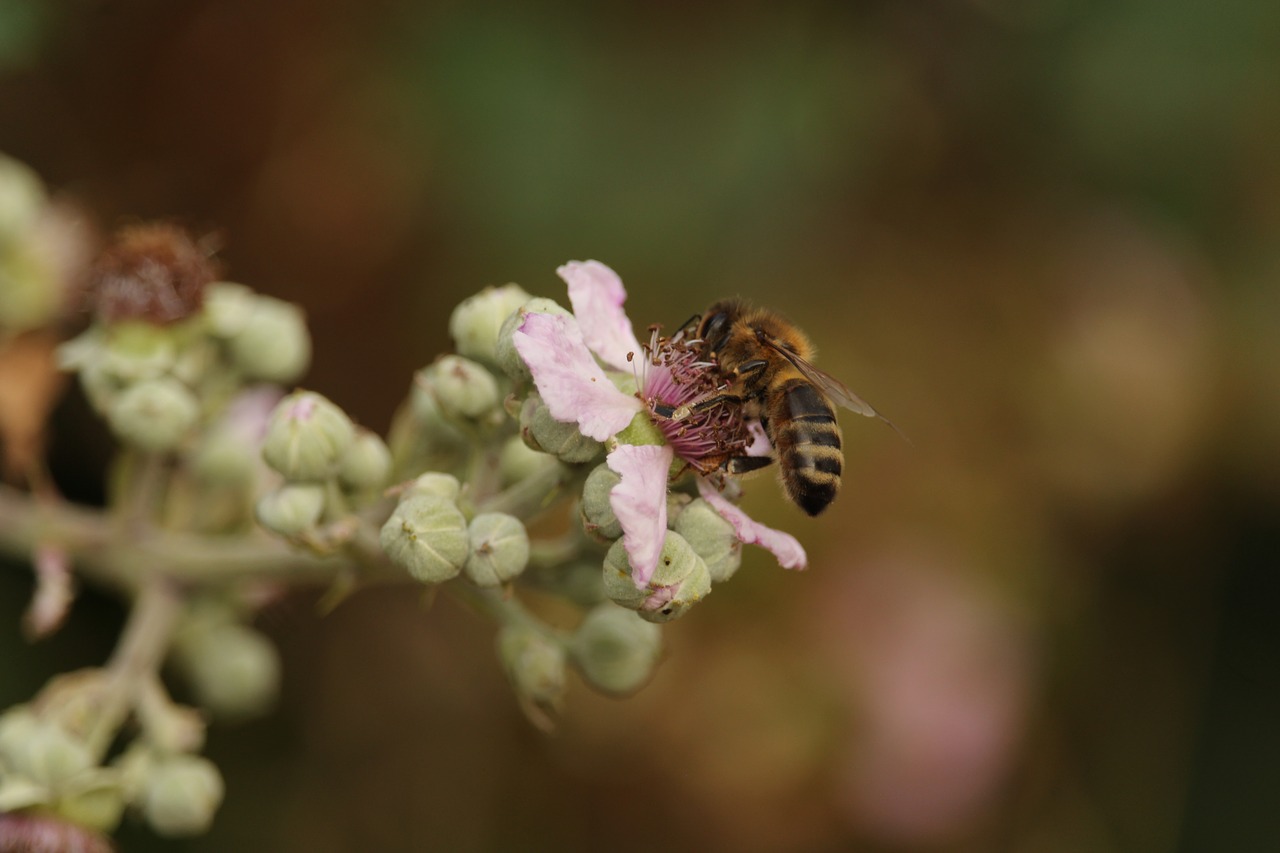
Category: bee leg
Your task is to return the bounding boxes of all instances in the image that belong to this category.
[726,455,774,475]
[670,393,748,421]
[731,360,768,378]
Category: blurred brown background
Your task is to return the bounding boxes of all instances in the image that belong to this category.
[2,1,1279,850]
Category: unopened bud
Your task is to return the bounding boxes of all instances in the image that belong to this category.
[602,533,711,623]
[0,243,60,331]
[579,464,622,540]
[56,770,126,832]
[107,377,199,452]
[449,283,531,366]
[569,604,662,695]
[6,717,93,789]
[496,626,566,722]
[221,293,311,383]
[463,512,530,587]
[495,297,571,380]
[173,622,281,720]
[520,394,602,464]
[261,390,356,482]
[673,498,742,583]
[141,754,224,837]
[498,435,560,487]
[336,429,392,493]
[380,495,469,584]
[255,483,326,537]
[0,153,47,238]
[403,472,461,502]
[421,355,501,420]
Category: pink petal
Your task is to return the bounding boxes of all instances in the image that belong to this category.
[559,260,642,373]
[697,478,807,570]
[514,313,643,441]
[607,443,674,588]
[745,420,773,457]
[23,544,74,640]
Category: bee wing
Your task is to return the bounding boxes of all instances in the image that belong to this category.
[766,340,911,441]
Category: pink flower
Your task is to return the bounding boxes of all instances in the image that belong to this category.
[512,260,806,588]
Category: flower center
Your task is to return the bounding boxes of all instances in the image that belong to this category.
[637,326,754,474]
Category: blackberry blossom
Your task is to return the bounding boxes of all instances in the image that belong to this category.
[512,261,806,589]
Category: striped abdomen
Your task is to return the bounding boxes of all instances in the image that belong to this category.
[772,378,843,516]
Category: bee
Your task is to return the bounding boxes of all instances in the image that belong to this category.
[671,300,897,516]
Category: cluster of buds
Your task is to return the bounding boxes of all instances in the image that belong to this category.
[361,262,809,715]
[0,149,822,842]
[0,670,223,839]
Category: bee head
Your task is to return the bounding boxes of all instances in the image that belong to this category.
[697,300,742,356]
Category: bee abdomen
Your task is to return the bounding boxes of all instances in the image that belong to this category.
[776,381,843,516]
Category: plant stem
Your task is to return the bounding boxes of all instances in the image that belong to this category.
[84,577,184,760]
[0,483,344,591]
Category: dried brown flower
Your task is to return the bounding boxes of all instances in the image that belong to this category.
[88,224,218,324]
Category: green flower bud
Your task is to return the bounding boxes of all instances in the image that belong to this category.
[0,241,60,331]
[520,394,602,464]
[389,387,469,477]
[173,623,281,720]
[497,435,560,488]
[261,390,356,481]
[0,153,47,238]
[421,355,501,420]
[380,495,469,584]
[111,743,153,802]
[494,296,571,380]
[403,472,461,502]
[0,776,48,811]
[602,533,711,623]
[463,512,530,587]
[142,754,224,837]
[496,626,566,723]
[673,498,743,583]
[203,282,255,334]
[0,707,41,769]
[106,377,199,452]
[580,464,622,540]
[570,605,662,695]
[255,483,326,537]
[8,718,93,789]
[449,283,531,366]
[191,429,255,486]
[222,294,311,383]
[665,491,693,525]
[336,429,392,493]
[101,322,178,382]
[57,770,126,832]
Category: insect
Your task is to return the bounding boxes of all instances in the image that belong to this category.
[667,299,897,516]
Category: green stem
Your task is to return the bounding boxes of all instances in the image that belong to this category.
[84,578,184,760]
[529,529,585,568]
[475,461,584,520]
[0,483,344,591]
[448,580,557,637]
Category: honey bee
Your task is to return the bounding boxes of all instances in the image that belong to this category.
[672,300,897,516]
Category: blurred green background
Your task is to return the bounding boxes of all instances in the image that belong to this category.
[2,0,1279,850]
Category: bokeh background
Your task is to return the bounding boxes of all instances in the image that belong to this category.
[2,1,1279,850]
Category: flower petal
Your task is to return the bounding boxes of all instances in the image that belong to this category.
[514,313,642,441]
[745,420,773,457]
[697,478,807,570]
[607,443,674,588]
[559,260,642,372]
